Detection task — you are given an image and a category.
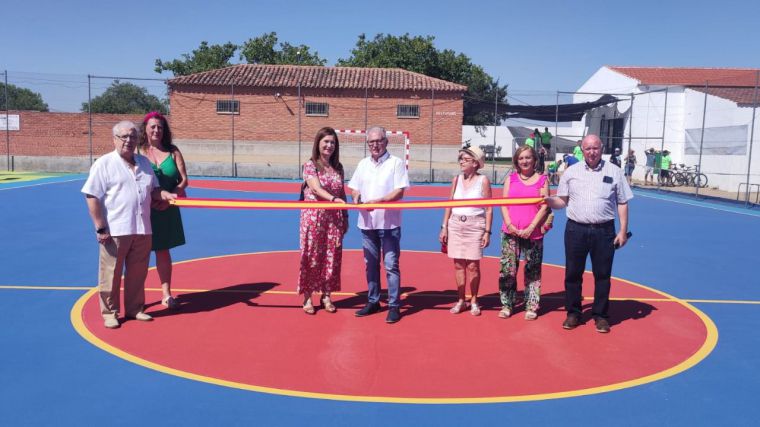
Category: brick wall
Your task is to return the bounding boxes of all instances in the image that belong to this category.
[170,85,464,146]
[0,111,145,157]
[0,85,464,158]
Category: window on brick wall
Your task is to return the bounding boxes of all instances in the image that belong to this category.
[397,104,420,118]
[216,100,240,115]
[305,102,329,116]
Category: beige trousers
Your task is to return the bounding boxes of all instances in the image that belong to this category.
[98,234,152,319]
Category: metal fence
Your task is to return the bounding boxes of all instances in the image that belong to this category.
[1,69,758,206]
[534,72,759,207]
[0,70,503,183]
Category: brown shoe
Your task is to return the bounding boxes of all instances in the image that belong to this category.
[562,314,580,330]
[595,318,611,333]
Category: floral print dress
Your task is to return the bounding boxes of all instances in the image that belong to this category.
[297,160,346,295]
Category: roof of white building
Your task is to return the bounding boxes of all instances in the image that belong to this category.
[608,66,760,106]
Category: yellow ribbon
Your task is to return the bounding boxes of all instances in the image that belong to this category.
[170,197,544,210]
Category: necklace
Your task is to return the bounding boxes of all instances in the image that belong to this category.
[518,172,535,181]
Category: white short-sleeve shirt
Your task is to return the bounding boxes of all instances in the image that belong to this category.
[81,150,158,237]
[348,151,410,230]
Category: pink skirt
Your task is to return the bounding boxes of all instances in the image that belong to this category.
[447,215,486,260]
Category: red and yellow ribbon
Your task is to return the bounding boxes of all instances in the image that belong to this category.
[170,197,544,210]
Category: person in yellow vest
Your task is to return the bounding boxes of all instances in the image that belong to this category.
[525,132,536,148]
[573,140,584,161]
[660,149,673,185]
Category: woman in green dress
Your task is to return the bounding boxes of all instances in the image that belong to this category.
[139,112,188,309]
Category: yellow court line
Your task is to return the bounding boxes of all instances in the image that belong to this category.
[68,250,720,404]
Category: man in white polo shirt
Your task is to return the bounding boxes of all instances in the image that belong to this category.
[348,126,410,323]
[82,120,176,329]
[546,134,633,333]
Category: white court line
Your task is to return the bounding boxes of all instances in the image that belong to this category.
[0,177,85,191]
[633,189,760,218]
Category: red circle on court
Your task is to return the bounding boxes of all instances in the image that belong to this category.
[79,250,711,402]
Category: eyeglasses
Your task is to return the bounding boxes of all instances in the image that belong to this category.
[458,157,475,163]
[115,134,137,142]
[367,138,386,146]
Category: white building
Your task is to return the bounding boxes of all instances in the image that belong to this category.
[572,66,760,192]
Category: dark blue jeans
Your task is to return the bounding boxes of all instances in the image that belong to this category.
[360,228,402,308]
[564,219,616,319]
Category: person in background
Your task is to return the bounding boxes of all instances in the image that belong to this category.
[525,131,537,148]
[660,149,673,186]
[498,145,550,320]
[610,147,622,167]
[573,140,584,162]
[644,148,657,185]
[439,145,492,316]
[139,112,187,309]
[297,127,348,314]
[624,149,637,185]
[540,127,553,157]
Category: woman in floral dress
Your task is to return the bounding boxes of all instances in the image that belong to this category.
[298,127,348,314]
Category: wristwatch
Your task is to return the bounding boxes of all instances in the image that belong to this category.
[96,227,108,234]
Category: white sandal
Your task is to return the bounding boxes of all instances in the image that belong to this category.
[470,302,481,316]
[498,307,511,319]
[449,300,469,314]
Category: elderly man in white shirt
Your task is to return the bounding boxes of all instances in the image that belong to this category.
[348,126,410,323]
[546,134,633,334]
[82,120,176,329]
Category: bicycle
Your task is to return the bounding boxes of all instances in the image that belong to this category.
[673,163,708,188]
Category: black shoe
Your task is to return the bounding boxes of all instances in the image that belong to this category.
[562,314,581,330]
[595,318,611,334]
[386,307,401,323]
[355,302,380,317]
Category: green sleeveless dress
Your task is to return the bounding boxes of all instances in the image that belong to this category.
[151,153,186,250]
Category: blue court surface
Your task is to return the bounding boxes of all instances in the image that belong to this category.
[1,174,758,426]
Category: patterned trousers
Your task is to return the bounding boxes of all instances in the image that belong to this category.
[498,232,544,311]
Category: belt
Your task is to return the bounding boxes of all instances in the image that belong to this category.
[568,219,614,229]
[452,215,484,223]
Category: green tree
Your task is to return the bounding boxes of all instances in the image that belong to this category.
[239,32,326,65]
[155,41,238,76]
[338,33,507,126]
[0,82,48,111]
[81,82,168,114]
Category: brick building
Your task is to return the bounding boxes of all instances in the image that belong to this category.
[168,64,467,147]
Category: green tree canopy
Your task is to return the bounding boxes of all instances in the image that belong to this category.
[338,33,507,126]
[155,41,238,76]
[0,82,48,111]
[239,32,326,65]
[81,82,168,114]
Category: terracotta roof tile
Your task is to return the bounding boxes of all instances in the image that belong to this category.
[608,66,760,87]
[169,64,468,92]
[608,66,760,105]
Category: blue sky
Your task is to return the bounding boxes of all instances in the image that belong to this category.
[2,0,759,112]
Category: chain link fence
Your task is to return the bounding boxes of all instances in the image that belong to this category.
[1,69,758,206]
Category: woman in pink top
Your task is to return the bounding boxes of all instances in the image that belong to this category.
[439,146,493,316]
[499,146,550,320]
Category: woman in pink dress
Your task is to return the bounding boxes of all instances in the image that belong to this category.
[499,145,550,320]
[438,146,493,316]
[298,127,348,314]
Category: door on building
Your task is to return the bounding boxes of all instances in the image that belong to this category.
[600,118,625,154]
